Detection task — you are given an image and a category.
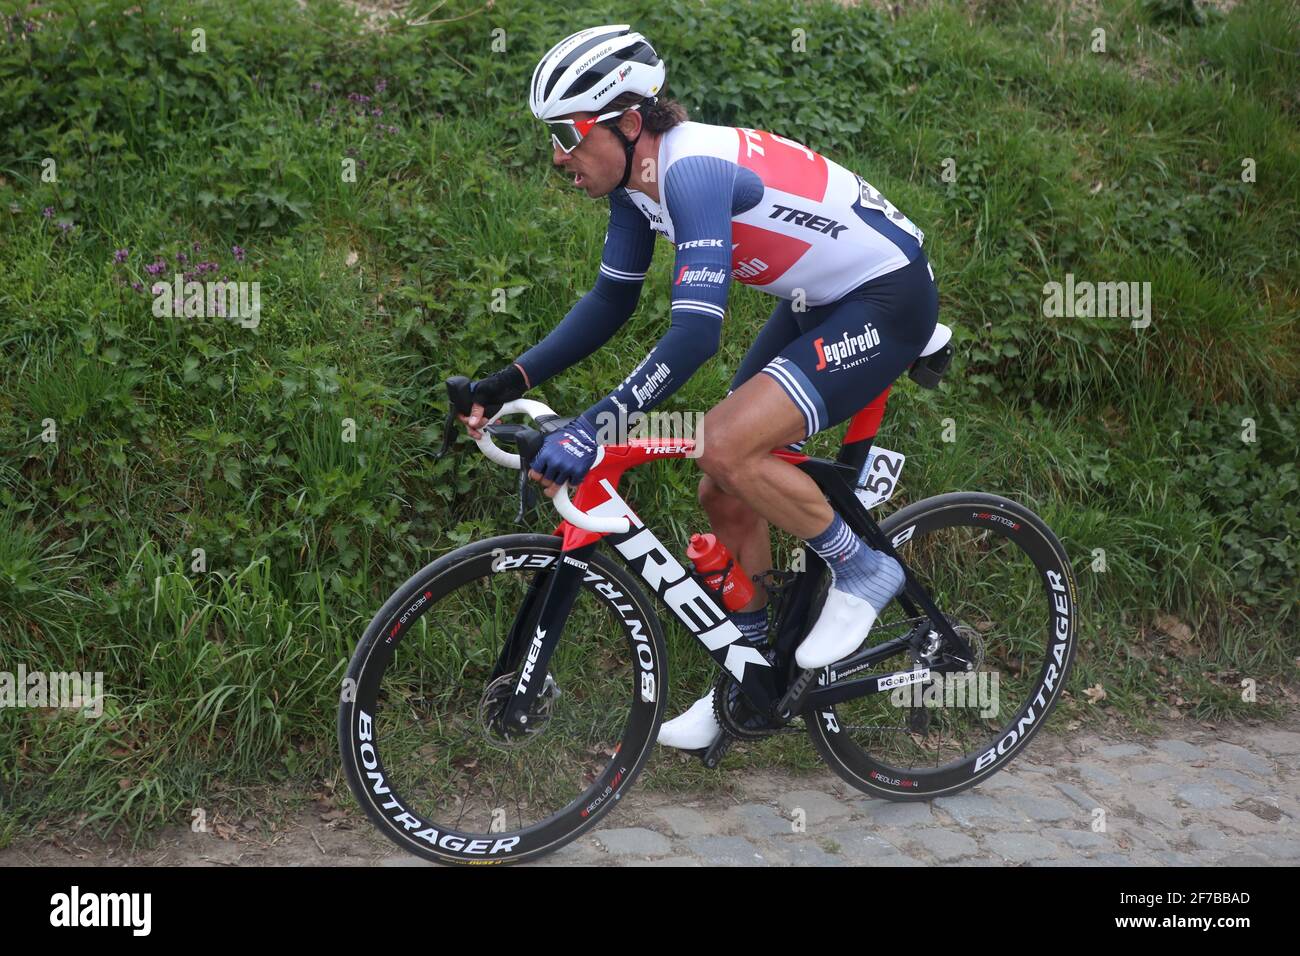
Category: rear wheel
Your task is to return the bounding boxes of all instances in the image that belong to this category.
[338,534,666,865]
[806,493,1079,799]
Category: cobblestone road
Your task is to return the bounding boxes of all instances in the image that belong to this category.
[512,721,1300,867]
[3,719,1296,867]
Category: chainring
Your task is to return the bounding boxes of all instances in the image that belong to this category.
[711,671,791,741]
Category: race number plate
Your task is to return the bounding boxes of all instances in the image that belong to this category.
[853,446,906,510]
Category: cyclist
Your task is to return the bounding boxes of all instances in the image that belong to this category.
[461,24,940,751]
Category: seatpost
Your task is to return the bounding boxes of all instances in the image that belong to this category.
[837,385,891,473]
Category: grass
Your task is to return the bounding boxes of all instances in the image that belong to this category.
[0,0,1296,843]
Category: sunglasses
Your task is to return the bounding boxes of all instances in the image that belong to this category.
[546,105,641,154]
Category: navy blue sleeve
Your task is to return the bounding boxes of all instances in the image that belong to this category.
[513,190,656,388]
[583,156,752,437]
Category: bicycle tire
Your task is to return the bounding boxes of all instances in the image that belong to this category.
[338,533,666,865]
[805,492,1080,800]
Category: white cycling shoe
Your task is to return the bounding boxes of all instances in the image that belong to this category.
[794,557,906,671]
[657,691,722,750]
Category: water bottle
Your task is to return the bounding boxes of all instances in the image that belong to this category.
[685,533,754,612]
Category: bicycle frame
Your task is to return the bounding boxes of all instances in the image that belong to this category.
[491,386,975,735]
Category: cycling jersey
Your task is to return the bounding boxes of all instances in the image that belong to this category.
[514,120,927,432]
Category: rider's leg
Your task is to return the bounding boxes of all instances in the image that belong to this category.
[660,370,872,749]
[656,302,804,750]
[660,259,938,749]
[698,474,770,612]
[694,294,807,594]
[698,255,939,670]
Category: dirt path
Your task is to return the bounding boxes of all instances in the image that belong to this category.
[3,715,1297,867]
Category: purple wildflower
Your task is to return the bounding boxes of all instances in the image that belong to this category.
[131,281,144,293]
[42,206,53,218]
[176,251,188,264]
[375,78,387,94]
[232,245,245,262]
[192,240,201,252]
[371,107,383,117]
[57,221,73,233]
[113,248,129,263]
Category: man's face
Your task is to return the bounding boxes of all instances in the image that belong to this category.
[550,110,640,198]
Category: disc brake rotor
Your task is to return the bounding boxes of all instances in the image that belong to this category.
[477,671,561,750]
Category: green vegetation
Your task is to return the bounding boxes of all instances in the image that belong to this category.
[0,0,1296,841]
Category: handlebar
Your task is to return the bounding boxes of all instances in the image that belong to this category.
[439,378,631,535]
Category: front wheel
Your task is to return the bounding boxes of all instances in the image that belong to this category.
[806,492,1080,800]
[338,534,667,865]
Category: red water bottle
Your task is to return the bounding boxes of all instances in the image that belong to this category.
[686,533,755,612]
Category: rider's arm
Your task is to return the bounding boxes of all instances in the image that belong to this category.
[512,190,656,389]
[581,156,762,435]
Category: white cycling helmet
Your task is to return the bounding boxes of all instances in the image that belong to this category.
[529,24,665,122]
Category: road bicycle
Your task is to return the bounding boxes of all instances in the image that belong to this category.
[338,324,1080,866]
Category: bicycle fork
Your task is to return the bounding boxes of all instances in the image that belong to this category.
[493,543,597,735]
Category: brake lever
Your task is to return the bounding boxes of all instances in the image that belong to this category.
[434,404,458,460]
[437,373,546,523]
[512,432,543,525]
[435,375,505,461]
[514,467,537,525]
